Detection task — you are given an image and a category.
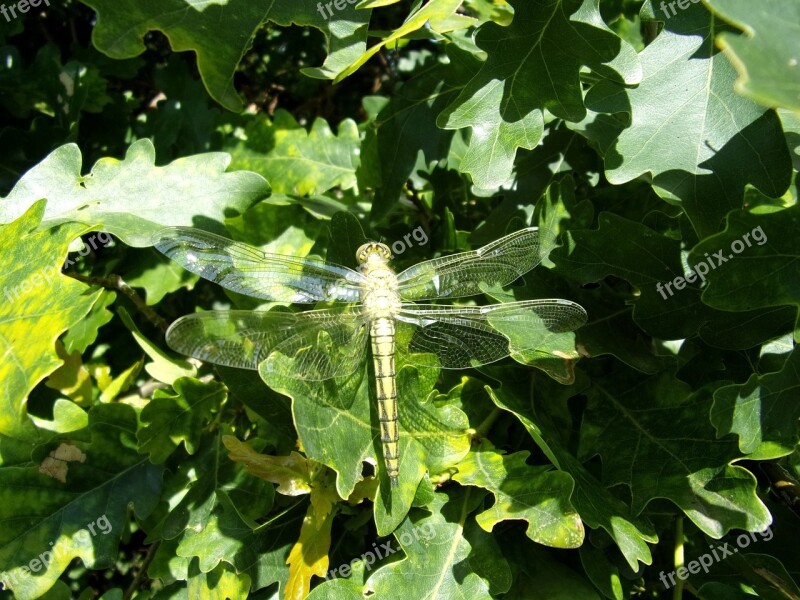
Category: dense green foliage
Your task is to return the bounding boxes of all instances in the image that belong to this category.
[0,0,798,598]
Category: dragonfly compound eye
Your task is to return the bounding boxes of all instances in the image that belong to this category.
[356,242,393,264]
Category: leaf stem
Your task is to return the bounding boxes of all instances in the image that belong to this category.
[65,272,169,333]
[123,540,159,600]
[473,407,503,439]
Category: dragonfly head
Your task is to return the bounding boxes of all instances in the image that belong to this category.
[356,242,392,267]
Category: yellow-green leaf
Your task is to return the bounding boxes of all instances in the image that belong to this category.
[285,507,334,600]
[0,201,101,445]
[224,437,313,496]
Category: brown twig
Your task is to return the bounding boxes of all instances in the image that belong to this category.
[123,541,160,600]
[65,272,169,334]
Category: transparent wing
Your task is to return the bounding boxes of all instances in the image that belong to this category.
[395,300,587,368]
[153,227,365,303]
[396,227,544,300]
[165,307,369,380]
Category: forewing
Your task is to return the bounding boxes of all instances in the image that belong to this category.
[153,226,365,303]
[396,227,544,300]
[395,300,587,369]
[165,307,369,380]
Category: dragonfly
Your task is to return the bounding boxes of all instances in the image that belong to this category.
[153,226,587,485]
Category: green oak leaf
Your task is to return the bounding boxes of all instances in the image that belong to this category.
[148,431,274,546]
[485,370,657,570]
[689,204,800,313]
[452,440,585,548]
[487,306,583,385]
[186,559,251,600]
[484,177,672,375]
[0,43,111,120]
[461,0,514,25]
[61,290,116,354]
[123,250,198,306]
[711,349,800,459]
[0,404,162,600]
[306,578,364,600]
[580,544,626,600]
[576,0,792,236]
[0,139,268,247]
[226,201,323,257]
[78,0,372,111]
[438,0,641,188]
[706,0,800,113]
[216,366,298,456]
[29,399,89,436]
[138,378,227,464]
[117,306,196,385]
[335,0,468,81]
[141,56,221,158]
[470,130,596,246]
[148,536,190,587]
[175,486,299,593]
[324,211,367,268]
[740,550,800,598]
[502,534,602,599]
[259,360,470,534]
[695,548,800,599]
[364,487,494,599]
[462,518,513,595]
[257,362,375,500]
[780,108,800,171]
[44,341,93,405]
[97,357,143,403]
[553,212,797,348]
[0,201,101,446]
[579,366,771,537]
[366,45,480,221]
[228,111,361,196]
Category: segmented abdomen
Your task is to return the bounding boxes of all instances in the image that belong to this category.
[370,316,398,485]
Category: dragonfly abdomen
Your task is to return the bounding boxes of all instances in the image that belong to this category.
[370,316,399,485]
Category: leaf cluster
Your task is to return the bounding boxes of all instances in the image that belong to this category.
[0,1,798,599]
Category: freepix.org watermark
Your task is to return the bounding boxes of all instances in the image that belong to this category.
[659,0,702,19]
[325,522,435,580]
[659,526,773,589]
[656,225,767,300]
[316,0,359,20]
[0,514,113,591]
[3,232,112,304]
[1,0,49,22]
[390,225,428,257]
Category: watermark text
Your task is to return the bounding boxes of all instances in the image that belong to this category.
[660,526,773,589]
[3,232,112,304]
[390,226,428,257]
[316,0,359,20]
[325,522,434,580]
[1,0,50,23]
[1,513,113,591]
[656,225,767,300]
[659,0,702,19]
